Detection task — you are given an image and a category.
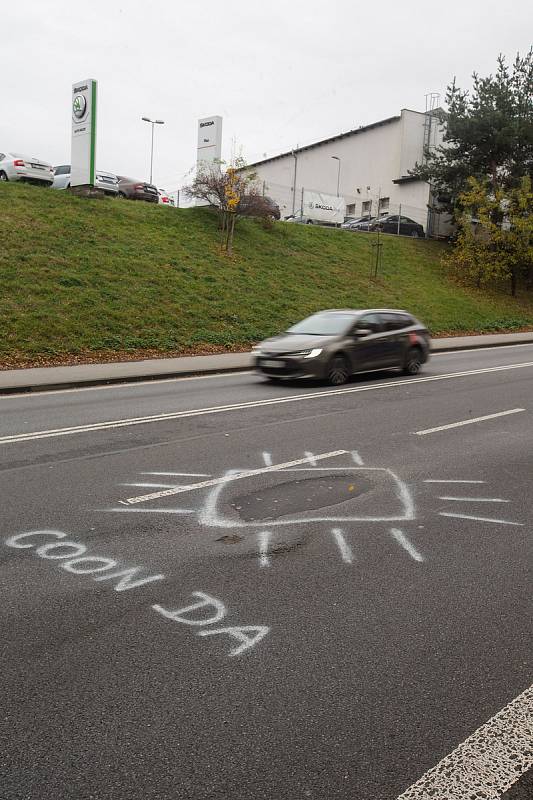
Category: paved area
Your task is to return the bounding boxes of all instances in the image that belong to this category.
[2,331,533,392]
[1,344,532,799]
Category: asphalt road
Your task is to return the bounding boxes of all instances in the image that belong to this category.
[1,344,532,799]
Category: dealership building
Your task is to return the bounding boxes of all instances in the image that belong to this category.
[246,107,449,236]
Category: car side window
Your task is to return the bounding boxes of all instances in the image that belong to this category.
[380,313,408,331]
[0,153,5,161]
[400,217,413,224]
[355,314,382,333]
[54,165,70,175]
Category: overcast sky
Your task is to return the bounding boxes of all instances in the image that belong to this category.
[1,0,531,193]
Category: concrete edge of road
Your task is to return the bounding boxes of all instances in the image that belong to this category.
[2,332,533,395]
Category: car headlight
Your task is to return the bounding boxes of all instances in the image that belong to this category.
[252,345,263,354]
[304,348,323,358]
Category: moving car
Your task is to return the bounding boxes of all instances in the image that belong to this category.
[0,152,54,186]
[254,308,430,385]
[117,176,159,203]
[52,165,119,195]
[370,214,425,237]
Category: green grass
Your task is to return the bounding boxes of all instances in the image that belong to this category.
[2,182,533,366]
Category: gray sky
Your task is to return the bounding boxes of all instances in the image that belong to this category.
[1,0,531,192]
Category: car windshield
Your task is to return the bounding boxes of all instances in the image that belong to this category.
[287,312,356,336]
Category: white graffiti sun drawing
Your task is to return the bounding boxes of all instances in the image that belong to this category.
[104,448,522,568]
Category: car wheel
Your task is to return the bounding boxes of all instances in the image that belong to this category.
[403,347,423,375]
[0,171,8,182]
[327,354,350,386]
[410,230,420,238]
[118,192,127,199]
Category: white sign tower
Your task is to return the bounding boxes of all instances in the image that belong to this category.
[71,79,98,187]
[196,115,222,173]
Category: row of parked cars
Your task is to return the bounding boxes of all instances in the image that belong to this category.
[284,211,425,237]
[0,151,175,205]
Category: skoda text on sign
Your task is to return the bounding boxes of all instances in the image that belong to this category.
[71,79,97,187]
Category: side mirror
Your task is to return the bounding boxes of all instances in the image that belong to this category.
[353,328,372,338]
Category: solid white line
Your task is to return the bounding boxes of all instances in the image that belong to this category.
[3,363,533,444]
[0,370,255,399]
[439,496,510,503]
[390,528,424,562]
[331,528,353,563]
[142,471,211,477]
[351,450,364,465]
[396,683,533,799]
[106,507,195,514]
[415,408,525,436]
[121,449,348,505]
[258,531,271,567]
[3,342,533,401]
[424,480,486,484]
[439,512,523,526]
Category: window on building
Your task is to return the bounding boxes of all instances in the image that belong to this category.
[346,203,355,215]
[362,200,372,216]
[379,197,390,213]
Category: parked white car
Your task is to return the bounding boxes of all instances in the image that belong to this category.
[52,165,119,195]
[157,188,175,206]
[0,151,54,186]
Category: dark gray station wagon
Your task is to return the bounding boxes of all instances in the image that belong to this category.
[254,309,431,385]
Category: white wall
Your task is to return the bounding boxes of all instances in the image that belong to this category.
[247,109,435,230]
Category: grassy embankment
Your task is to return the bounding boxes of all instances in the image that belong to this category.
[1,182,533,367]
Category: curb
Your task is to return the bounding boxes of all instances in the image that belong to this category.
[2,336,533,395]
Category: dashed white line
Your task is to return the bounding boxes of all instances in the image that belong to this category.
[439,496,510,503]
[331,529,353,564]
[396,683,533,799]
[389,528,424,562]
[262,452,273,466]
[258,531,272,567]
[414,408,525,436]
[2,363,533,444]
[424,480,486,484]
[351,450,364,465]
[439,512,523,526]
[142,471,211,477]
[106,507,195,514]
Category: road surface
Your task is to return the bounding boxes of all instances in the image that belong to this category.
[1,344,532,799]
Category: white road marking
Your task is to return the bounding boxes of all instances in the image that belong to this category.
[262,452,273,466]
[351,450,364,465]
[439,496,510,503]
[331,529,353,563]
[121,482,182,489]
[142,471,211,477]
[390,528,424,562]
[121,450,348,505]
[0,370,255,399]
[258,531,271,567]
[396,683,533,800]
[439,512,523,526]
[3,363,533,444]
[3,342,533,401]
[414,408,525,436]
[106,507,195,514]
[424,479,486,484]
[304,451,318,466]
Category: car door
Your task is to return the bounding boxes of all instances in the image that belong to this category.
[378,313,411,365]
[399,217,415,236]
[348,314,387,371]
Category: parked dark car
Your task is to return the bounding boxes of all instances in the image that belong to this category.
[370,214,424,237]
[254,308,430,385]
[117,176,159,203]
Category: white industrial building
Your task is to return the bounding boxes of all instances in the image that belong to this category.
[246,108,450,236]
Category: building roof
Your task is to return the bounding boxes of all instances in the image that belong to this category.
[246,114,402,168]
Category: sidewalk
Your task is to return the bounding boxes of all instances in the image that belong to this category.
[1,331,533,394]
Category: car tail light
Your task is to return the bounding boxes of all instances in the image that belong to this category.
[408,332,419,345]
[162,197,169,203]
[13,159,25,167]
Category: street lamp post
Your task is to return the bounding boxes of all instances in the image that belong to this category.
[141,117,164,184]
[331,155,341,196]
